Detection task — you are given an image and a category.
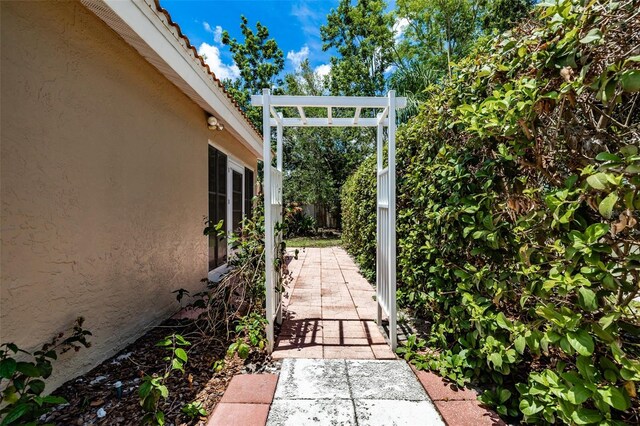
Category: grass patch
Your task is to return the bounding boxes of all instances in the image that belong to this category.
[286,236,342,248]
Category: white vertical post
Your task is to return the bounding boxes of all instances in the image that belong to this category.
[276,116,283,172]
[262,89,274,352]
[275,116,283,326]
[388,90,397,350]
[376,116,383,326]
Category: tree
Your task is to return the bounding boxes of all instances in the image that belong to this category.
[281,60,375,227]
[395,0,478,78]
[321,0,395,96]
[221,16,284,128]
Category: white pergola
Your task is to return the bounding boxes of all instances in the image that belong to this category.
[251,89,406,352]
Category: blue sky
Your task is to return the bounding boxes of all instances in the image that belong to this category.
[161,0,400,81]
[161,0,339,80]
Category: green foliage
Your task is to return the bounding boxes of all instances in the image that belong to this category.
[139,334,190,425]
[284,202,316,238]
[227,312,268,359]
[181,401,207,419]
[221,16,284,128]
[321,0,395,95]
[342,0,640,423]
[341,153,378,282]
[0,318,91,425]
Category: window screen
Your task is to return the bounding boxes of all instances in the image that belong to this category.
[208,146,227,270]
[244,168,254,219]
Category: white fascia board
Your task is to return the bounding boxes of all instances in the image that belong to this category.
[102,0,263,159]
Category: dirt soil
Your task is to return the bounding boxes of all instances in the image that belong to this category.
[43,316,280,425]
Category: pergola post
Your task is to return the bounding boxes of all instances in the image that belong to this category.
[388,90,397,351]
[262,89,274,352]
[376,116,383,326]
[275,115,283,326]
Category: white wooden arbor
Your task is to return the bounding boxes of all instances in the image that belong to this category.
[251,89,406,352]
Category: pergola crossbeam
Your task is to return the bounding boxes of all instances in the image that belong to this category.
[297,106,307,124]
[353,107,362,125]
[269,117,388,127]
[251,94,407,109]
[270,106,282,124]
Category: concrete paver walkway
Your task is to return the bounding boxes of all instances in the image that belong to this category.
[266,358,444,426]
[274,247,395,359]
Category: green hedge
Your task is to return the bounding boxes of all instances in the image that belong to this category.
[342,1,640,424]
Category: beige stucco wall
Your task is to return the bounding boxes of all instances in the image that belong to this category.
[0,0,257,391]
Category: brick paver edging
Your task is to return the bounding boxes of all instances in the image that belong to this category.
[411,366,507,426]
[206,374,278,426]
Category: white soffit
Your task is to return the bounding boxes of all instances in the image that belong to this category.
[81,0,263,159]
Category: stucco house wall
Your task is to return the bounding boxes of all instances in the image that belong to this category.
[0,0,257,391]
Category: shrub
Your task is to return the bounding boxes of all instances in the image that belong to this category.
[342,0,640,423]
[341,154,378,282]
[284,202,316,238]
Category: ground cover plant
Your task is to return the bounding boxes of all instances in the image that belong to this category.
[342,0,640,423]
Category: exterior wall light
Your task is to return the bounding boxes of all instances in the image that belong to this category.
[207,115,224,131]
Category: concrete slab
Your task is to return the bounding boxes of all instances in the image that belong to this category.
[354,399,445,426]
[266,399,356,426]
[274,359,350,400]
[347,360,428,401]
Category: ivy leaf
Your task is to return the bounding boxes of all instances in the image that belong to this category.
[620,70,640,92]
[16,362,40,377]
[579,28,602,44]
[586,173,608,190]
[174,348,188,363]
[567,384,590,405]
[488,353,502,368]
[578,287,597,312]
[567,330,594,356]
[595,152,621,163]
[520,398,543,415]
[597,386,630,411]
[1,403,29,425]
[515,336,526,355]
[0,358,17,379]
[598,192,618,219]
[571,408,603,424]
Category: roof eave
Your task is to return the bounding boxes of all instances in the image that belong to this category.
[81,0,263,159]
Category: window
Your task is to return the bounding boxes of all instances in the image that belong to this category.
[208,146,227,270]
[244,168,254,219]
[231,170,243,232]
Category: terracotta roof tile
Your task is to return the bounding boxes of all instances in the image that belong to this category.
[151,0,261,137]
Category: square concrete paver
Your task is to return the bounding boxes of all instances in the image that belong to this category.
[267,399,356,426]
[207,403,270,426]
[347,360,428,400]
[220,374,278,404]
[354,399,444,426]
[274,359,350,399]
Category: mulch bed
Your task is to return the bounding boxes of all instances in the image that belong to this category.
[44,315,279,425]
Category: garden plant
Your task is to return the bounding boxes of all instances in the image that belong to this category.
[342,0,640,423]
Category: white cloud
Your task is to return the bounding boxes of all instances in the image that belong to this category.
[287,45,310,69]
[314,63,331,78]
[203,22,224,44]
[393,17,410,43]
[197,42,240,81]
